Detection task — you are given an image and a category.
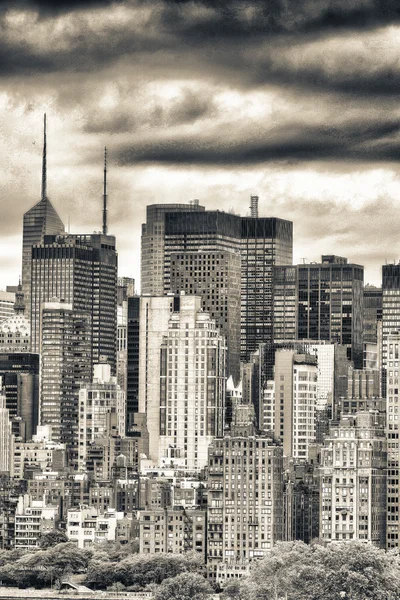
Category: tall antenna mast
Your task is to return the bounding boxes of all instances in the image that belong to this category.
[41,113,47,201]
[103,147,108,235]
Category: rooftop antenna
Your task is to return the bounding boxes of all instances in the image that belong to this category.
[301,258,308,264]
[41,113,47,201]
[103,147,108,235]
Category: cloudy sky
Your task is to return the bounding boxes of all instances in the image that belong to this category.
[1,0,400,289]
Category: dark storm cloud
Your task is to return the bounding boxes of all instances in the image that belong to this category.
[0,0,121,14]
[152,0,400,40]
[0,0,399,100]
[114,118,400,166]
[2,0,400,33]
[83,89,217,134]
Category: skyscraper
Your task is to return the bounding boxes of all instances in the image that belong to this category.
[381,264,400,396]
[22,115,65,313]
[385,331,400,549]
[31,232,117,373]
[158,295,226,470]
[271,351,318,460]
[126,295,140,431]
[170,249,241,382]
[141,201,205,296]
[39,300,91,451]
[273,255,364,367]
[141,205,293,362]
[0,383,12,474]
[138,295,226,469]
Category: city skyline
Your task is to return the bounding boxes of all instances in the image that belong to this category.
[1,0,400,289]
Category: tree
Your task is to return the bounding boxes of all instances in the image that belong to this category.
[153,572,213,600]
[0,542,93,589]
[239,541,400,600]
[221,580,245,600]
[38,530,69,549]
[85,551,205,590]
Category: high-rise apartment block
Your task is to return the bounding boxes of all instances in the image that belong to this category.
[137,295,177,462]
[141,204,293,362]
[207,425,283,585]
[262,350,317,460]
[0,385,12,474]
[385,330,400,549]
[78,362,125,472]
[158,296,226,470]
[382,264,400,396]
[31,233,117,373]
[138,295,226,470]
[273,256,364,367]
[320,411,386,547]
[39,301,91,451]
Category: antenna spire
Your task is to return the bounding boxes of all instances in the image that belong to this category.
[41,113,47,201]
[103,147,108,235]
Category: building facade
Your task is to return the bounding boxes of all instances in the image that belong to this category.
[0,291,17,324]
[158,295,226,470]
[39,301,91,452]
[207,428,283,585]
[31,233,117,374]
[14,495,59,551]
[141,205,293,362]
[170,249,241,383]
[0,386,12,474]
[273,256,364,367]
[320,411,386,547]
[126,295,140,431]
[385,331,400,549]
[22,198,65,315]
[363,285,382,345]
[138,295,226,470]
[262,351,318,460]
[78,362,125,472]
[0,353,39,442]
[141,201,205,296]
[138,507,206,556]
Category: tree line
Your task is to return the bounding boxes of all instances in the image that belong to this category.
[2,534,400,600]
